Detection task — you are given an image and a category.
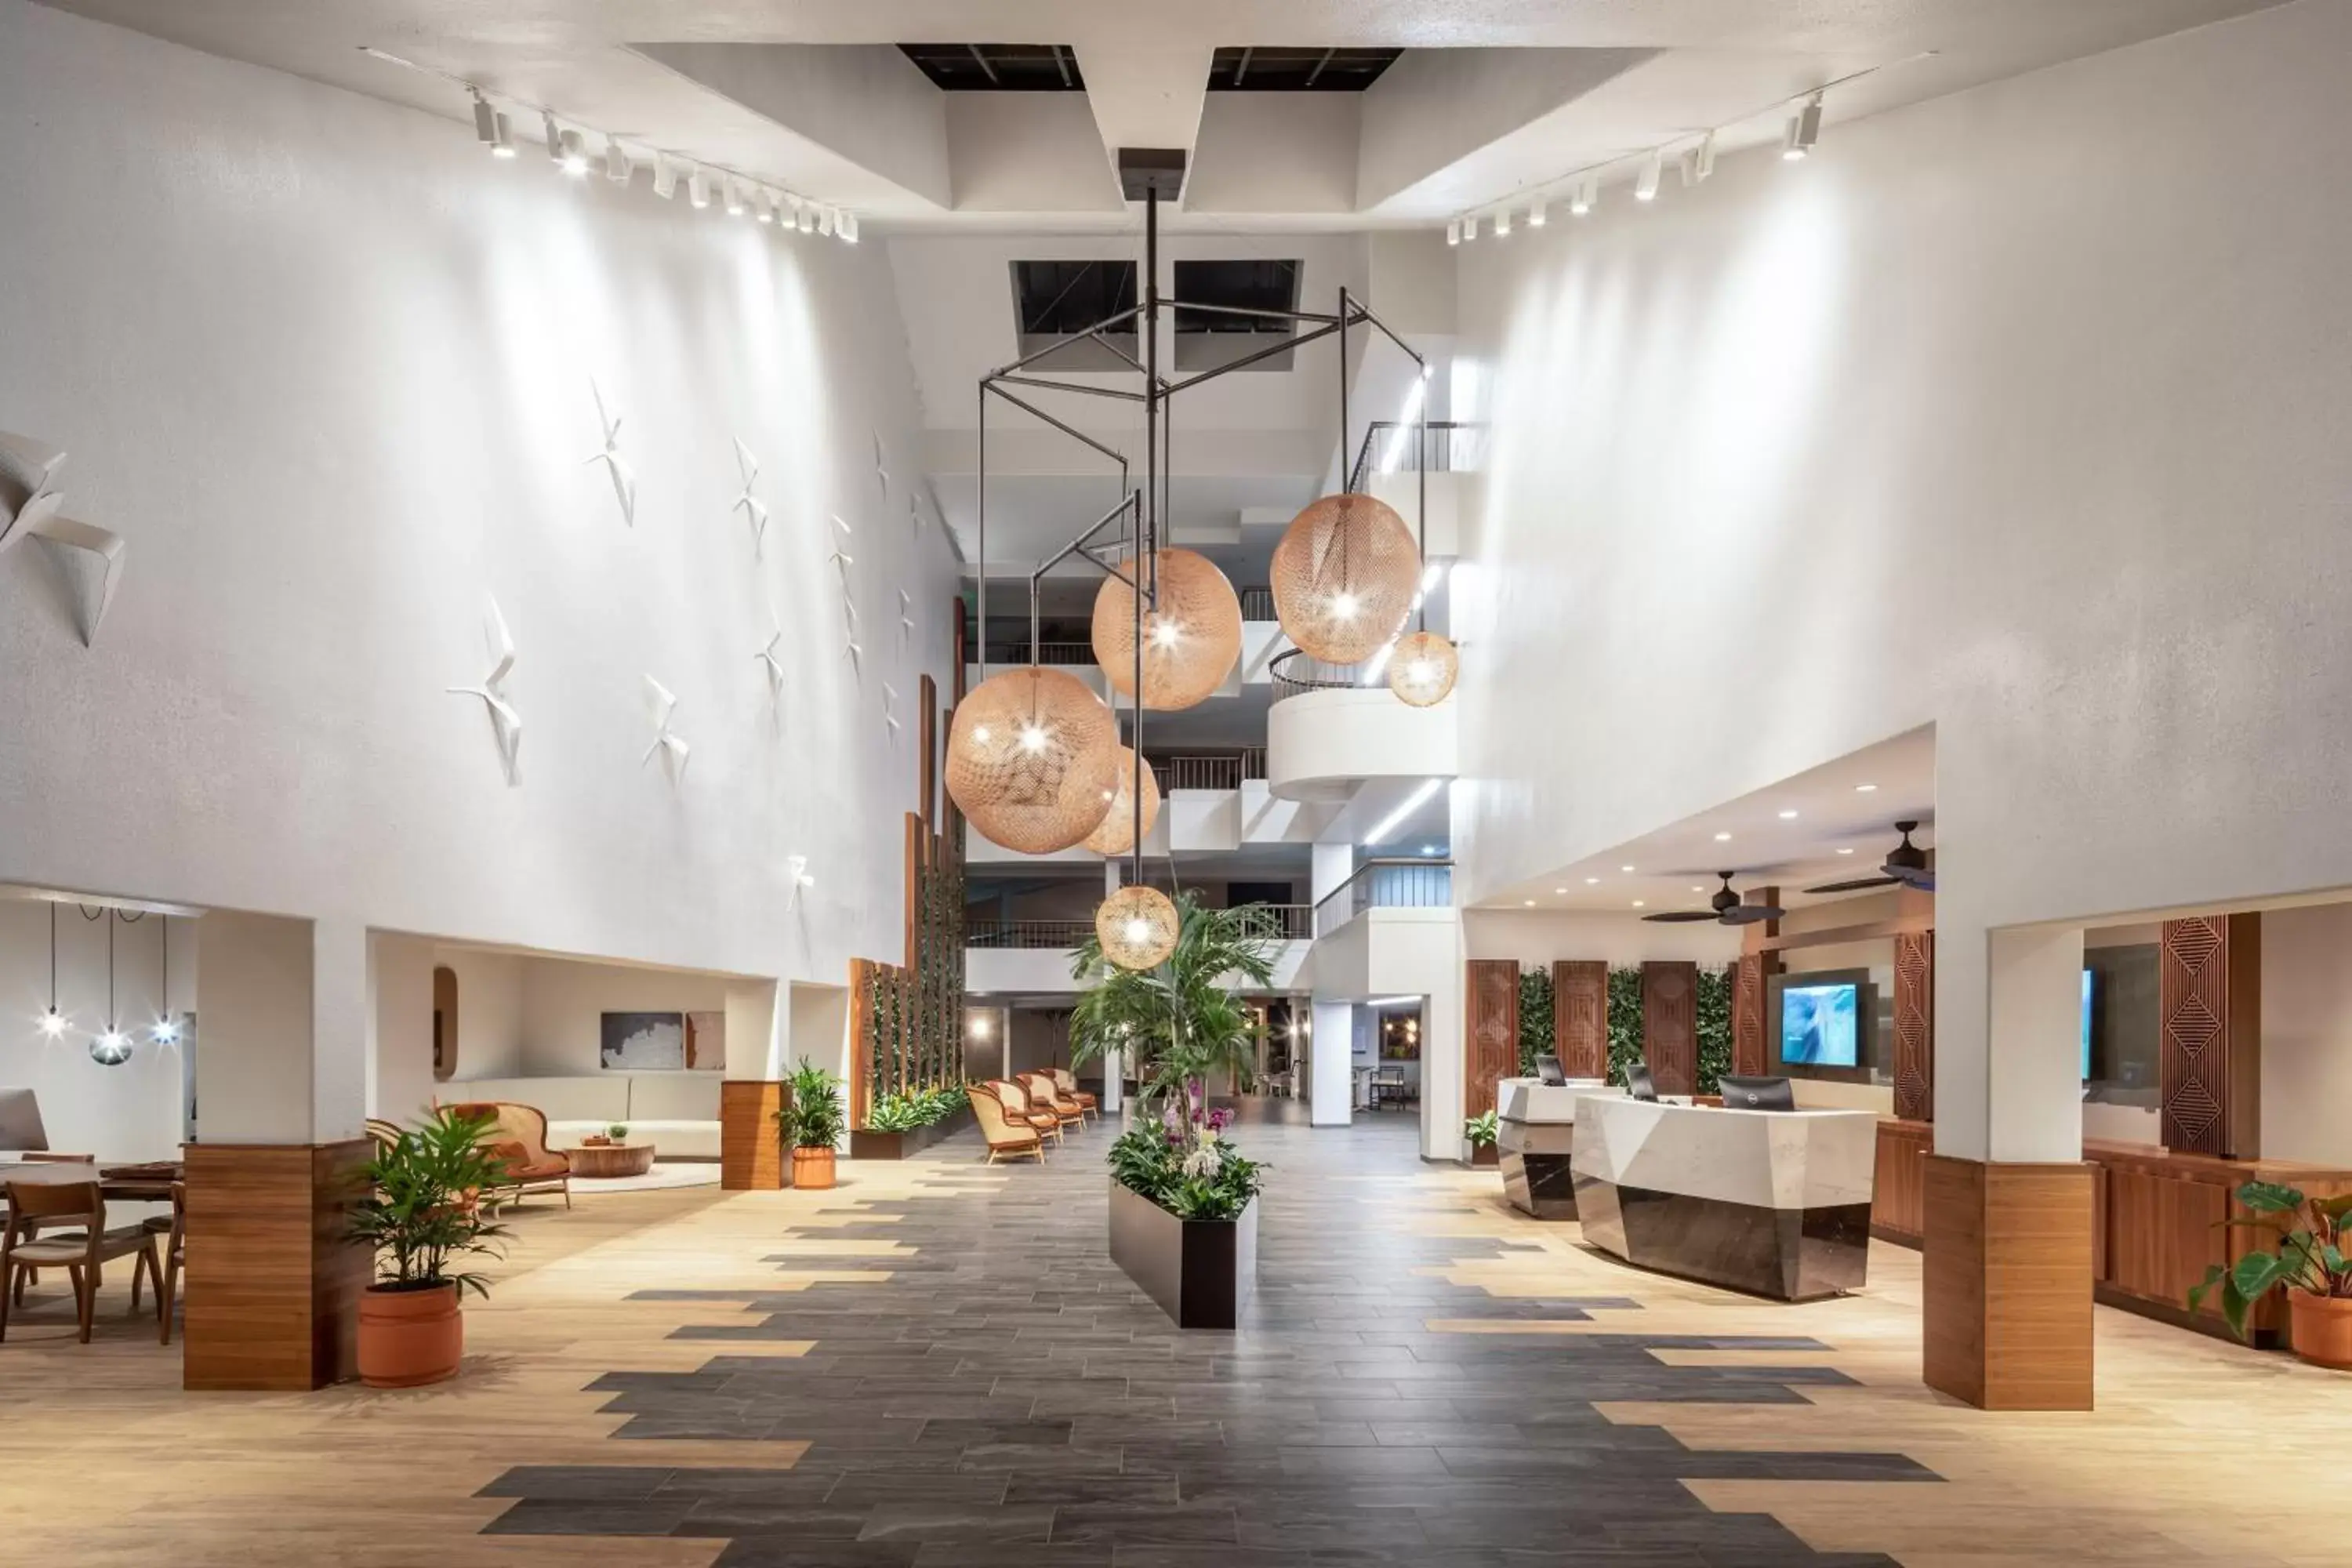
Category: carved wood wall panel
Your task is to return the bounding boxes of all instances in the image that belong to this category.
[1730,954,1767,1079]
[2160,913,2261,1158]
[1893,929,1936,1123]
[1465,960,1520,1118]
[1552,960,1609,1080]
[1642,960,1697,1097]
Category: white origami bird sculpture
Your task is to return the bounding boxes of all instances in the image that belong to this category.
[884,681,904,738]
[731,437,769,557]
[446,594,523,785]
[786,853,815,909]
[586,379,636,527]
[0,432,67,552]
[873,430,891,499]
[897,588,914,641]
[1,433,128,646]
[827,513,855,575]
[641,674,689,781]
[842,637,863,676]
[755,623,787,695]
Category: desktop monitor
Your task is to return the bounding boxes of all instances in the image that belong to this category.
[1719,1075,1798,1112]
[1780,981,1860,1069]
[1535,1053,1565,1086]
[1624,1062,1659,1102]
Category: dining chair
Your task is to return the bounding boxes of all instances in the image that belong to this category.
[3,1153,96,1305]
[0,1179,162,1344]
[143,1181,187,1345]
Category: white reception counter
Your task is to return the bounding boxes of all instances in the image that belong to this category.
[1494,1078,1618,1219]
[1570,1095,1878,1301]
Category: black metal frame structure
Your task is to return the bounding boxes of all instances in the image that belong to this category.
[974,186,1428,901]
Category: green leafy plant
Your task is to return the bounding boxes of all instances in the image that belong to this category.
[1068,892,1277,1140]
[1695,965,1733,1095]
[1107,1120,1265,1221]
[1464,1110,1500,1149]
[608,1123,629,1142]
[1606,966,1645,1086]
[782,1058,846,1150]
[347,1107,510,1298]
[1516,968,1553,1077]
[2188,1181,2352,1338]
[865,1095,925,1133]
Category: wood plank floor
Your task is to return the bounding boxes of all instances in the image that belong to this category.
[1,1116,2347,1565]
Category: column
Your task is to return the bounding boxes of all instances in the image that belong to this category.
[1309,1000,1354,1126]
[724,979,789,1189]
[185,911,372,1392]
[1926,915,2092,1410]
[1099,860,1123,1115]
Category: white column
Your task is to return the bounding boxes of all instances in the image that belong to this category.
[364,930,436,1125]
[1934,888,2088,1163]
[1311,842,1355,935]
[727,979,784,1080]
[1310,1000,1355,1125]
[195,910,318,1144]
[1099,859,1123,1115]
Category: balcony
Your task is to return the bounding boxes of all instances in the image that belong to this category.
[1265,651,1456,803]
[1302,860,1459,1004]
[966,904,1315,994]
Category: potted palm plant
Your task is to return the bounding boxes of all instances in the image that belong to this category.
[783,1057,844,1190]
[2188,1180,2352,1368]
[347,1106,510,1388]
[1070,893,1276,1328]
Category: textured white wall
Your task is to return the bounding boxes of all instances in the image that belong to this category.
[0,900,188,1160]
[0,0,956,1112]
[2260,903,2352,1167]
[1461,910,1739,969]
[1454,0,2352,1161]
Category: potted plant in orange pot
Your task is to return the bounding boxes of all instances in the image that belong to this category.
[2188,1180,2352,1369]
[347,1106,510,1388]
[783,1058,844,1191]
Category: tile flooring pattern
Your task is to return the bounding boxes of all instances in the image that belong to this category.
[479,1116,1935,1566]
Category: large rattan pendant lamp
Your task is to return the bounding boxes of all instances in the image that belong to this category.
[1389,627,1458,706]
[1082,744,1162,856]
[945,666,1121,854]
[1271,493,1420,664]
[1091,548,1243,710]
[1098,882,1180,971]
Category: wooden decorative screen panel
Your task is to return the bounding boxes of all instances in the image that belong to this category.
[1893,929,1935,1123]
[1465,960,1520,1118]
[1730,954,1767,1079]
[1553,960,1609,1080]
[1642,960,1697,1097]
[2160,913,2261,1158]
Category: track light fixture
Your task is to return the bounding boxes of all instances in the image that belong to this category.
[1570,179,1594,216]
[472,91,514,158]
[753,187,775,223]
[1446,219,1460,246]
[559,129,589,176]
[1494,208,1511,238]
[1635,150,1662,202]
[1693,130,1717,182]
[724,178,746,217]
[1784,93,1824,160]
[817,205,835,238]
[652,156,678,199]
[1527,201,1546,228]
[797,201,815,234]
[604,139,633,183]
[840,210,859,243]
[1463,214,1478,242]
[687,169,711,210]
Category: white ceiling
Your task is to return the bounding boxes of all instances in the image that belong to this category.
[1475,724,1936,913]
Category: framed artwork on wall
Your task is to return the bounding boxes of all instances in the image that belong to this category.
[685,1010,726,1072]
[601,1011,685,1071]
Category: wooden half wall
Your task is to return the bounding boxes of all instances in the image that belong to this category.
[183,1140,372,1391]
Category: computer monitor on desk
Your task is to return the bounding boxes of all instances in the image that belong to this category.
[1623,1062,1658,1102]
[1718,1075,1798,1112]
[1535,1054,1565,1086]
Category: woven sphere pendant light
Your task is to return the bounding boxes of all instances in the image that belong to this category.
[1270,492,1420,664]
[1387,630,1460,707]
[945,666,1121,854]
[1081,746,1163,856]
[1091,548,1243,711]
[1097,884,1181,971]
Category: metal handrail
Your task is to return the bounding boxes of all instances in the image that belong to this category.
[1231,903,1314,942]
[1347,419,1478,493]
[981,640,1094,666]
[1312,858,1454,936]
[967,920,1095,949]
[1270,647,1377,703]
[1239,586,1276,621]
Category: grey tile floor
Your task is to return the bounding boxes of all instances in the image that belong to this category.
[481,1113,1933,1566]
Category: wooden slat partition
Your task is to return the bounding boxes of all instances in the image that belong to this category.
[183,1140,372,1391]
[1552,960,1609,1080]
[2160,913,2261,1158]
[1641,960,1697,1097]
[1730,953,1767,1078]
[1464,960,1519,1119]
[1893,929,1935,1122]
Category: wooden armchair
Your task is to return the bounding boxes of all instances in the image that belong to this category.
[989,1080,1065,1147]
[1049,1069,1099,1124]
[968,1084,1045,1164]
[0,1179,161,1343]
[1019,1073,1087,1134]
[445,1102,572,1210]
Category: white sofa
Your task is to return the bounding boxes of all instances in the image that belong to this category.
[439,1073,721,1160]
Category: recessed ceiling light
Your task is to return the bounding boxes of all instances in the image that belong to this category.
[1619,864,1635,873]
[1856,782,1878,793]
[1690,885,1704,892]
[1585,877,1601,885]
[1554,887,1568,895]
[1523,898,1536,907]
[1632,900,1646,909]
[1837,847,1856,855]
[1713,831,1733,841]
[1777,809,1798,819]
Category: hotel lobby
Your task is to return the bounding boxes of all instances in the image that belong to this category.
[6,0,2352,1563]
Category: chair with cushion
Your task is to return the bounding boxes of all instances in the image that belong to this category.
[1049,1069,1099,1124]
[990,1080,1064,1148]
[968,1084,1044,1165]
[445,1102,572,1210]
[1019,1073,1087,1135]
[143,1181,186,1345]
[0,1179,161,1343]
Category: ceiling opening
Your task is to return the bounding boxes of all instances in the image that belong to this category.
[900,43,1083,91]
[1010,259,1138,372]
[1173,260,1301,372]
[1207,48,1403,92]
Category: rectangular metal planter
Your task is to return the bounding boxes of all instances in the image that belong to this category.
[848,1105,973,1160]
[1107,1180,1258,1330]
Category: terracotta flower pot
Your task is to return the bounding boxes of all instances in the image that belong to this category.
[2288,1289,2352,1370]
[790,1146,837,1191]
[358,1281,463,1388]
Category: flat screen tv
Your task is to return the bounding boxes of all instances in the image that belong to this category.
[1780,982,1860,1069]
[2081,968,2094,1080]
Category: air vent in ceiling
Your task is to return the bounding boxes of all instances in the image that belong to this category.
[1173,260,1301,372]
[1011,260,1138,372]
[900,43,1083,91]
[1208,48,1402,92]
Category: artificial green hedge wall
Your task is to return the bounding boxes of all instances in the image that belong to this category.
[1515,963,1733,1095]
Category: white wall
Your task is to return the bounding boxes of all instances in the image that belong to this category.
[514,956,733,1078]
[1461,909,1739,968]
[0,0,956,1127]
[0,898,189,1160]
[1454,0,2352,1162]
[2261,902,2352,1167]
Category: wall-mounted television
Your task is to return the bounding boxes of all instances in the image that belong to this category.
[2080,968,2094,1080]
[1780,981,1860,1068]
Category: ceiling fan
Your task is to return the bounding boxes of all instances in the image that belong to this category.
[1806,820,1936,895]
[1642,872,1786,925]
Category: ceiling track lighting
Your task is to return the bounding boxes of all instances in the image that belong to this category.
[1446,218,1460,246]
[753,188,775,223]
[1526,201,1546,228]
[1784,93,1824,160]
[1635,150,1663,202]
[687,169,711,210]
[651,156,678,199]
[1570,177,1594,216]
[724,177,747,217]
[797,201,815,234]
[1693,130,1717,182]
[604,139,633,183]
[840,210,859,244]
[817,205,836,238]
[472,91,514,158]
[1463,214,1478,242]
[1493,209,1511,238]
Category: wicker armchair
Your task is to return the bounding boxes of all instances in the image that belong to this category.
[1019,1073,1087,1134]
[442,1101,572,1210]
[990,1079,1065,1147]
[969,1083,1045,1164]
[1050,1068,1100,1124]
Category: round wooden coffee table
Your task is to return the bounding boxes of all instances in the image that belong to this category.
[568,1142,655,1178]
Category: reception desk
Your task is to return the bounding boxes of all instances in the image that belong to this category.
[1494,1078,1617,1219]
[1572,1096,1878,1301]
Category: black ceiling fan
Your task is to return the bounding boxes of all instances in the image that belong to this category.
[1642,872,1786,925]
[1806,820,1936,895]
